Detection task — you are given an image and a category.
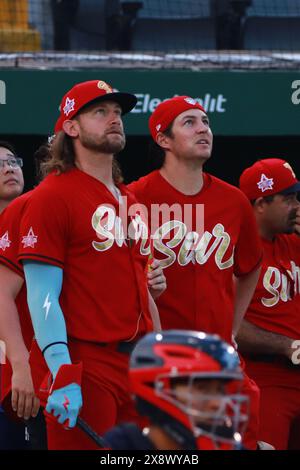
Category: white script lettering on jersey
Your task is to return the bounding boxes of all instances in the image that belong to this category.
[153,221,234,269]
[262,261,300,307]
[91,204,149,253]
[91,209,234,270]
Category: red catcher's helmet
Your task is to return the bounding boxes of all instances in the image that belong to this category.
[130,330,248,450]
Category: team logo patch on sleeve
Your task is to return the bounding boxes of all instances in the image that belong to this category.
[21,227,38,248]
[257,173,274,193]
[0,231,11,251]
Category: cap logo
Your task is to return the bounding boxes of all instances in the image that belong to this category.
[283,162,296,178]
[97,80,113,94]
[257,173,274,193]
[63,97,75,116]
[184,97,197,105]
[156,124,161,132]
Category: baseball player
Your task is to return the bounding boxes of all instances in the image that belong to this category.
[0,190,48,448]
[0,141,164,450]
[0,143,51,448]
[18,80,161,450]
[104,330,248,450]
[0,142,35,449]
[237,158,300,449]
[127,95,263,449]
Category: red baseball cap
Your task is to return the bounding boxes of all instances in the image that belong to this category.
[54,80,137,133]
[239,158,300,200]
[148,96,206,141]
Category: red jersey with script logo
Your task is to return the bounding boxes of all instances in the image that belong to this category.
[244,234,300,338]
[18,169,152,343]
[128,170,262,343]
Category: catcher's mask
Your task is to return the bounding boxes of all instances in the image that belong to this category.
[130,330,248,450]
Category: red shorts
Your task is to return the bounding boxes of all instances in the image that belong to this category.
[245,358,300,450]
[0,363,12,405]
[240,370,260,450]
[29,340,49,407]
[236,355,260,450]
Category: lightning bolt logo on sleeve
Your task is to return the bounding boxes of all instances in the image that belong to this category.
[43,293,51,320]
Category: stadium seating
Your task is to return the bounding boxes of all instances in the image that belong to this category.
[68,0,121,50]
[69,0,107,50]
[0,0,40,52]
[243,0,300,50]
[129,0,216,51]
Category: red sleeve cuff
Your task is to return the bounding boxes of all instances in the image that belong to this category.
[50,362,83,392]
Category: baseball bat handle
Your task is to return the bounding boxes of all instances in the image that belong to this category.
[77,416,108,448]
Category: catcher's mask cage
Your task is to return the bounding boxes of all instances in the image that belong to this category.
[130,330,249,450]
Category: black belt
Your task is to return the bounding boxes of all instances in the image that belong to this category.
[94,341,137,355]
[68,337,138,355]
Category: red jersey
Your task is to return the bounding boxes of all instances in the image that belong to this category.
[0,192,34,402]
[18,169,153,343]
[128,170,262,343]
[244,234,300,338]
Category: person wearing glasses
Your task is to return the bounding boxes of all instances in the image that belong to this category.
[0,140,33,449]
[0,141,24,215]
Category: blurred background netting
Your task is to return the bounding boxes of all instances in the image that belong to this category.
[1,0,300,69]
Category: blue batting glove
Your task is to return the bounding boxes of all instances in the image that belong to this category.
[46,383,82,428]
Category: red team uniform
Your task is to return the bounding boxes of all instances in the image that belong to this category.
[0,192,46,406]
[129,170,262,342]
[128,170,263,449]
[239,157,300,449]
[243,234,300,449]
[18,168,153,449]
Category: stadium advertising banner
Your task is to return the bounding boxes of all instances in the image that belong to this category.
[0,70,299,136]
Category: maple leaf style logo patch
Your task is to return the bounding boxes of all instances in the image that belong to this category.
[21,227,38,248]
[0,231,11,251]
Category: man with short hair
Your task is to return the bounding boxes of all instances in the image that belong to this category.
[128,95,263,449]
[237,158,300,450]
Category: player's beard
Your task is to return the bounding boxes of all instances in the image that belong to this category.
[81,131,126,154]
[284,208,298,234]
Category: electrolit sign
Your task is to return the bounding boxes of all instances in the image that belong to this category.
[132,93,227,114]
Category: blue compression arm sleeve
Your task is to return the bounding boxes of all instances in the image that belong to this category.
[23,261,71,378]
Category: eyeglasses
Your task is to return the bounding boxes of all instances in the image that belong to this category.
[0,157,23,170]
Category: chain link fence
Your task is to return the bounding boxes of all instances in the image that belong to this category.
[1,1,300,69]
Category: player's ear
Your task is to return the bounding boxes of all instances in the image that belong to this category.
[63,119,79,138]
[156,132,171,151]
[253,197,267,213]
